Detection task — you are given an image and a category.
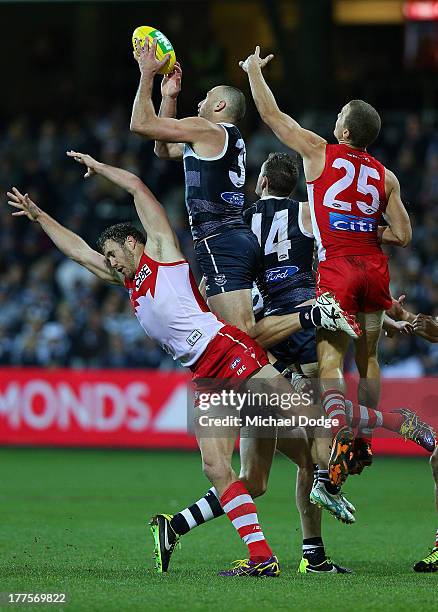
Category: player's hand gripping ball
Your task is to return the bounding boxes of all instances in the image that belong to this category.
[132,26,176,75]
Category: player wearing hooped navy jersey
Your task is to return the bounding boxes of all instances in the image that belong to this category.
[131,37,260,334]
[243,153,317,373]
[240,46,412,488]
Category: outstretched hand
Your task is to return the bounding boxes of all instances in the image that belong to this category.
[385,319,414,337]
[161,61,182,99]
[386,294,407,321]
[133,37,170,76]
[7,187,41,222]
[66,150,100,178]
[412,313,438,339]
[239,45,274,73]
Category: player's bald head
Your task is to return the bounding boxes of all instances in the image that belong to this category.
[214,86,246,122]
[335,100,381,148]
[199,85,246,123]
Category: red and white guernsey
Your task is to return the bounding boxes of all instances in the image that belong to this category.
[124,252,224,367]
[307,144,388,261]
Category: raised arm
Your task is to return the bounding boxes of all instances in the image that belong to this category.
[239,47,326,159]
[130,39,217,146]
[382,170,412,247]
[67,151,180,258]
[7,188,122,285]
[154,63,184,160]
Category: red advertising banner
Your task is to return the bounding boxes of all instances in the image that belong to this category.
[0,368,196,449]
[0,369,436,455]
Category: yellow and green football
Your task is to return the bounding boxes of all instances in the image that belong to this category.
[132,25,176,75]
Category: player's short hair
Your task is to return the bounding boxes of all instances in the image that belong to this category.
[97,222,146,252]
[263,152,300,197]
[220,86,246,122]
[344,100,381,148]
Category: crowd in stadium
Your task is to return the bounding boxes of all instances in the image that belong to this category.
[1,108,438,373]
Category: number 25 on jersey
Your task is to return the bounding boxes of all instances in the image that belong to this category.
[323,158,381,216]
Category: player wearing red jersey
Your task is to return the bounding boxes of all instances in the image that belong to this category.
[7,151,358,578]
[240,46,412,486]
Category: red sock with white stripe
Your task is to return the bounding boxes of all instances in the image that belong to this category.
[322,389,348,434]
[345,401,404,434]
[435,528,438,549]
[220,480,273,562]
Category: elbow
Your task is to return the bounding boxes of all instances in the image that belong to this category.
[130,177,145,196]
[130,121,148,137]
[260,109,278,127]
[125,176,144,196]
[400,228,412,248]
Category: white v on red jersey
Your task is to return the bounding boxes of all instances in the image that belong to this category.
[307,144,388,262]
[124,252,223,367]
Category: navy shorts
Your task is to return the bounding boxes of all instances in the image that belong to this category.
[270,305,317,366]
[195,228,261,298]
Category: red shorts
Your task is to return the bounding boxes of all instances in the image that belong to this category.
[317,253,392,315]
[191,324,269,381]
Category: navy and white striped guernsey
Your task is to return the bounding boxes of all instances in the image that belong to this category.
[244,196,316,316]
[183,123,247,241]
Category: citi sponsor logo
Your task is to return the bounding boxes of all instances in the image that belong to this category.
[135,264,152,291]
[265,266,299,283]
[329,212,377,233]
[230,357,241,370]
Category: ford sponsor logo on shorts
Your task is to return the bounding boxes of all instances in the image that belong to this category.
[220,192,244,206]
[265,266,299,283]
[329,212,377,233]
[230,357,241,370]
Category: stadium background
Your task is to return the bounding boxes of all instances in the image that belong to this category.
[0,2,437,609]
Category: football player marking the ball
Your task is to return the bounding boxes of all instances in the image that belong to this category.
[148,157,434,576]
[240,46,413,487]
[7,151,358,578]
[130,37,260,334]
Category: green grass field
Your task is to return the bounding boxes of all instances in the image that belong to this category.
[0,449,436,611]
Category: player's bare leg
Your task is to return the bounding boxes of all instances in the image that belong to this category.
[317,328,353,486]
[276,435,352,573]
[434,449,438,517]
[352,312,384,471]
[355,312,383,409]
[414,447,438,572]
[208,288,255,333]
[240,431,352,572]
[197,431,279,577]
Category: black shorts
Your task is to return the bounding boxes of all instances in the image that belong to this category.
[270,305,317,366]
[195,228,261,298]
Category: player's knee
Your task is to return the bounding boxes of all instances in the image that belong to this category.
[241,473,268,498]
[319,355,343,378]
